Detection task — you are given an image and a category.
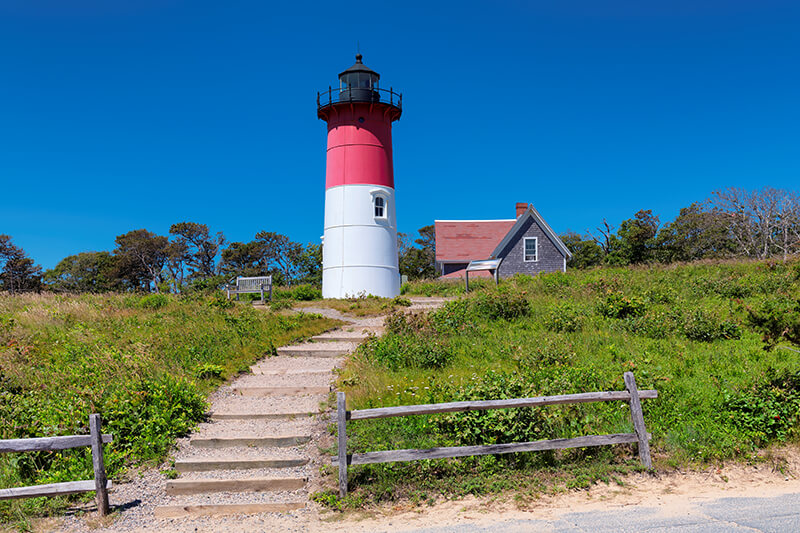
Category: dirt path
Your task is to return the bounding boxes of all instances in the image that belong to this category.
[318,447,800,532]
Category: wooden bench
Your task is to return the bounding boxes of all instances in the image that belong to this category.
[225,276,272,303]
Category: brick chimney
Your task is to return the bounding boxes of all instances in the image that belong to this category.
[515,202,528,218]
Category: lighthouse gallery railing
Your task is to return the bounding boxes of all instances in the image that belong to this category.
[316,86,402,112]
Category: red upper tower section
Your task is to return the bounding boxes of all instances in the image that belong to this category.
[317,55,402,189]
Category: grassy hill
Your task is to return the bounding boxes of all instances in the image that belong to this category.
[335,258,800,505]
[0,292,339,524]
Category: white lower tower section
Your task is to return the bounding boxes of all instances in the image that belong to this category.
[322,184,400,299]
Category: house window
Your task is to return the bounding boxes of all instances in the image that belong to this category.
[523,237,538,262]
[374,196,386,218]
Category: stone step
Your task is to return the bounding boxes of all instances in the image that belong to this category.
[154,502,306,518]
[208,411,316,421]
[165,476,306,495]
[276,345,351,358]
[189,435,311,448]
[311,335,368,343]
[175,457,308,473]
[232,386,330,397]
[248,367,333,377]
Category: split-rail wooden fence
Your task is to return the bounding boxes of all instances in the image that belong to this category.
[334,371,656,497]
[0,414,113,516]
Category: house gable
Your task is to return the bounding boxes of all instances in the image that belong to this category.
[492,206,571,278]
[495,216,566,277]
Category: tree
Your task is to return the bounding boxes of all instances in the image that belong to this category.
[43,251,118,292]
[113,229,170,292]
[613,210,660,264]
[711,187,800,260]
[560,231,604,269]
[254,231,304,285]
[295,243,322,286]
[220,241,267,278]
[0,235,42,293]
[169,222,225,280]
[399,225,436,280]
[656,203,736,262]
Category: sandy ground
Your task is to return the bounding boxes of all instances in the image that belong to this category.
[315,446,800,532]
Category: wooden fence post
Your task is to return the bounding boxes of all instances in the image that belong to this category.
[337,392,348,498]
[623,372,652,469]
[89,414,110,516]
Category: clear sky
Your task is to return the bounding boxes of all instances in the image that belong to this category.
[1,0,798,269]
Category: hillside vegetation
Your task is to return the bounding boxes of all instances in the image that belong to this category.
[336,259,800,505]
[0,293,338,523]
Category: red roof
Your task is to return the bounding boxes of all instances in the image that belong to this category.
[434,220,516,262]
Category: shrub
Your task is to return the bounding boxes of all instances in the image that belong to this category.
[544,303,583,333]
[597,292,647,319]
[469,290,530,321]
[517,341,575,370]
[746,296,800,349]
[292,285,321,301]
[721,369,800,445]
[428,299,471,333]
[195,363,225,380]
[99,376,207,463]
[139,293,169,309]
[681,310,741,342]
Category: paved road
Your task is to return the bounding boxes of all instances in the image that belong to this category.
[392,492,800,533]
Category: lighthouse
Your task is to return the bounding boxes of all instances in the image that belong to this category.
[317,55,403,299]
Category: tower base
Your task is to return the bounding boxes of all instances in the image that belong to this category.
[322,266,400,299]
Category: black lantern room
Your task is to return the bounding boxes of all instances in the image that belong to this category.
[338,54,380,102]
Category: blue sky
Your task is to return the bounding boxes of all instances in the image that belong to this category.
[1,0,798,269]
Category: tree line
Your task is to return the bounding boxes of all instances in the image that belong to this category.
[2,186,798,293]
[0,223,322,293]
[562,187,800,268]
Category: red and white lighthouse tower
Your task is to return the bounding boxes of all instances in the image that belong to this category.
[317,55,403,298]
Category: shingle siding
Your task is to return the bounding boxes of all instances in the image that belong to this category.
[496,217,565,278]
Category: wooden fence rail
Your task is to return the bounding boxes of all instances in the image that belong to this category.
[334,371,656,497]
[0,414,113,516]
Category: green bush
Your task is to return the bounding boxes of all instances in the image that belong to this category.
[195,363,225,380]
[469,290,530,321]
[292,284,321,301]
[597,292,647,319]
[544,303,583,333]
[139,293,169,309]
[746,296,800,349]
[681,310,741,342]
[99,376,207,463]
[721,369,800,445]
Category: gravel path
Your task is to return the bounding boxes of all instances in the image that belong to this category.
[58,297,448,532]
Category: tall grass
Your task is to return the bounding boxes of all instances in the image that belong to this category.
[0,292,339,523]
[333,258,800,505]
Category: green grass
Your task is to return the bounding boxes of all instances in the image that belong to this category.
[0,292,340,525]
[333,258,800,507]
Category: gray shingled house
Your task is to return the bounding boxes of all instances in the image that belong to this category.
[435,203,572,279]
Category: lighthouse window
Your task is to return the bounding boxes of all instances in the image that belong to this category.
[374,196,386,218]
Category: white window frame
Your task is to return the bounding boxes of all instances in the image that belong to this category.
[373,195,387,220]
[523,237,538,262]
